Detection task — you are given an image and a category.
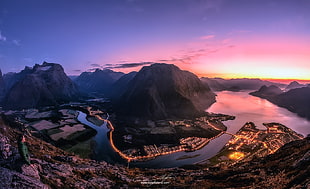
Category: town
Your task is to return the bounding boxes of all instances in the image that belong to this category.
[205,122,304,168]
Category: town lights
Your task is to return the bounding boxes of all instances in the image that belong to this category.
[228,151,245,160]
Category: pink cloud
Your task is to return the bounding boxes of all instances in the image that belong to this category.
[200,35,215,40]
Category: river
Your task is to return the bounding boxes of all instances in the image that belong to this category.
[77,91,310,168]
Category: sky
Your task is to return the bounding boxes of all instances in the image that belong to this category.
[0,0,310,80]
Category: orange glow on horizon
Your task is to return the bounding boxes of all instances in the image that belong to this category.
[107,36,310,83]
[195,72,310,84]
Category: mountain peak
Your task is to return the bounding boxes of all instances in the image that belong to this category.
[286,81,304,90]
[74,68,124,95]
[250,85,283,99]
[113,63,216,119]
[3,62,79,110]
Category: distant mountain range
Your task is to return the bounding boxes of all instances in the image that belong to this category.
[250,84,310,120]
[1,62,79,110]
[112,63,216,119]
[285,81,307,91]
[250,85,283,99]
[74,69,124,95]
[1,62,309,120]
[201,77,286,91]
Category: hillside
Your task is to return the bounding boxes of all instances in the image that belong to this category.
[3,62,79,110]
[0,116,309,188]
[0,69,5,100]
[250,86,310,120]
[113,63,216,119]
[249,85,283,100]
[74,69,124,95]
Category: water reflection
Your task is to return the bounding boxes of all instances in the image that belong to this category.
[79,91,310,168]
[208,91,310,136]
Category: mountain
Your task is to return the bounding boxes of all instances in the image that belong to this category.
[74,69,124,95]
[2,66,34,94]
[273,87,310,119]
[200,77,227,91]
[249,85,283,100]
[250,86,310,120]
[68,75,78,81]
[3,62,79,110]
[113,63,216,119]
[108,71,137,99]
[201,77,286,92]
[285,81,305,91]
[0,69,5,100]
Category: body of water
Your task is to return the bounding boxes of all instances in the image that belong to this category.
[208,91,310,136]
[77,91,310,168]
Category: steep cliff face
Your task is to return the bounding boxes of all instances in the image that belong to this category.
[74,69,124,95]
[113,63,216,119]
[3,62,79,110]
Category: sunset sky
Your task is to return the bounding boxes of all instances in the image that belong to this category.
[0,0,309,80]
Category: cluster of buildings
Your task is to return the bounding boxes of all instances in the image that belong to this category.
[143,144,184,156]
[225,122,303,160]
[180,137,209,151]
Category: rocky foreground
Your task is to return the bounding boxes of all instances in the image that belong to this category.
[0,117,309,188]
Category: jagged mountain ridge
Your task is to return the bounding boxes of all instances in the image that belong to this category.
[3,62,79,110]
[74,69,124,95]
[113,63,216,119]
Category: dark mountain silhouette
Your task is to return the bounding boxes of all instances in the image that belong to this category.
[3,62,79,110]
[108,71,137,99]
[250,85,310,120]
[68,75,78,81]
[74,69,124,95]
[285,81,305,91]
[0,69,5,100]
[2,66,33,94]
[113,63,216,119]
[201,77,285,91]
[273,87,310,119]
[249,85,283,100]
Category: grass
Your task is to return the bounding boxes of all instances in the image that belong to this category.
[47,128,63,135]
[50,124,85,141]
[66,138,94,158]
